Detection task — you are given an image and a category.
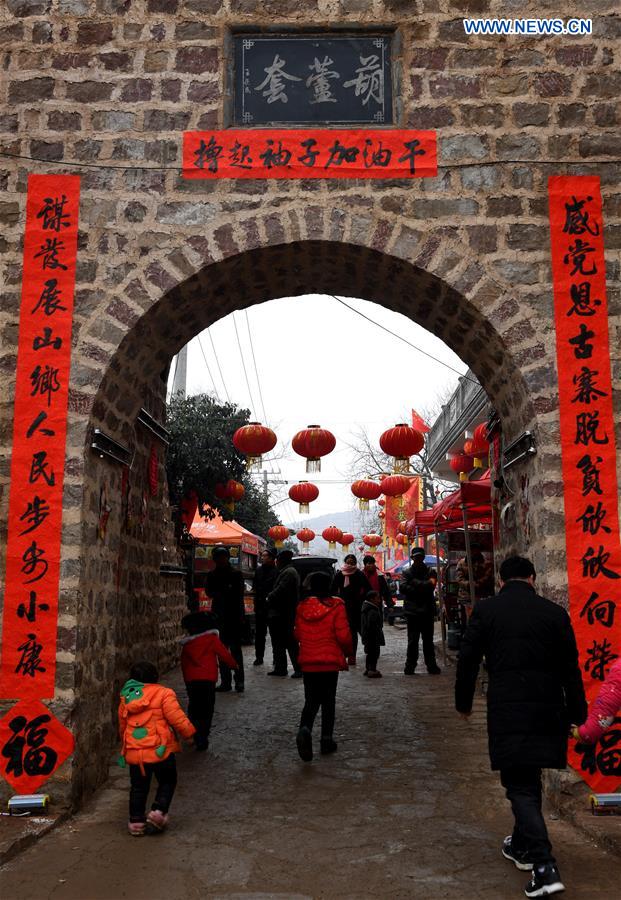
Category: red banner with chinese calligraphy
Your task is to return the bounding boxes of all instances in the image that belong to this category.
[0,698,75,793]
[385,477,422,541]
[0,175,80,700]
[549,176,621,791]
[183,129,437,180]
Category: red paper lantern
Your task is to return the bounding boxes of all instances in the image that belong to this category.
[396,533,408,545]
[292,425,336,473]
[288,480,319,514]
[381,473,411,507]
[268,525,290,548]
[322,525,343,550]
[296,527,315,550]
[470,423,490,466]
[379,423,425,473]
[233,422,277,471]
[340,532,354,552]
[463,439,475,456]
[363,533,382,548]
[449,453,474,482]
[397,520,409,535]
[214,479,245,512]
[378,497,386,507]
[351,479,382,510]
[378,510,386,519]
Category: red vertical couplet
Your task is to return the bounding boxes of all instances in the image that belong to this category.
[0,175,80,699]
[548,176,621,792]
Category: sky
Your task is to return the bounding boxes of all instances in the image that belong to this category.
[170,293,468,531]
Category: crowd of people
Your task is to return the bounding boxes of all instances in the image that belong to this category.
[116,547,621,898]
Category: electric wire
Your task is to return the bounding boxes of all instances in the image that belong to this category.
[196,334,220,401]
[232,311,257,418]
[244,308,270,426]
[207,326,230,403]
[330,295,478,384]
[1,149,618,172]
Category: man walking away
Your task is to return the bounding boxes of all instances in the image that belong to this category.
[267,549,302,678]
[400,547,441,675]
[205,546,246,693]
[252,548,278,666]
[455,556,587,898]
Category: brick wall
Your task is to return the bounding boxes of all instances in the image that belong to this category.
[0,0,619,804]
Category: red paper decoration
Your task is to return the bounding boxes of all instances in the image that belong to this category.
[449,453,474,482]
[288,481,319,514]
[351,479,382,510]
[233,422,277,471]
[214,479,245,512]
[363,533,382,548]
[340,533,354,552]
[396,533,408,545]
[148,443,158,497]
[378,510,386,519]
[379,423,425,472]
[296,527,315,550]
[378,497,386,507]
[268,525,290,548]
[0,699,75,794]
[381,474,412,507]
[322,525,343,550]
[292,425,336,473]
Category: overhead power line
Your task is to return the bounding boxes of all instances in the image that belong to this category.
[232,311,257,418]
[244,308,270,425]
[196,335,220,401]
[207,327,230,403]
[329,295,478,384]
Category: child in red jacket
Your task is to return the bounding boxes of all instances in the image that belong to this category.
[180,611,238,751]
[573,656,621,744]
[294,571,353,762]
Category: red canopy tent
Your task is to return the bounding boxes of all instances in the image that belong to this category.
[409,478,492,534]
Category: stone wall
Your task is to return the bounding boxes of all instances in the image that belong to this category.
[0,0,619,804]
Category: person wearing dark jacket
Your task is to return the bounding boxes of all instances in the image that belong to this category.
[180,611,238,750]
[331,554,369,665]
[455,556,587,899]
[400,547,441,675]
[266,549,302,677]
[360,591,385,678]
[205,546,246,693]
[252,548,278,666]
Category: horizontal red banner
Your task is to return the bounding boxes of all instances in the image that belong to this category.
[183,129,437,179]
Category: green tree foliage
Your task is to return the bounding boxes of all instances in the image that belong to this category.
[166,393,282,539]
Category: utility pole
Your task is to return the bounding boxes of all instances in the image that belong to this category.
[171,344,188,399]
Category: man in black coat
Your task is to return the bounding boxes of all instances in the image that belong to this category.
[400,547,441,675]
[266,549,302,677]
[455,556,586,898]
[252,547,278,666]
[205,546,246,693]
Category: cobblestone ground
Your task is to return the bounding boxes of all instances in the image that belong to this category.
[1,627,616,899]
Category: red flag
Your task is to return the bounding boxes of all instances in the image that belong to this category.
[411,409,430,433]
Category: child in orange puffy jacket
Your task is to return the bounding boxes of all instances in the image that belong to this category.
[180,611,238,751]
[118,661,195,836]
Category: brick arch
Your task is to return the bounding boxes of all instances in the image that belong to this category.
[71,227,555,803]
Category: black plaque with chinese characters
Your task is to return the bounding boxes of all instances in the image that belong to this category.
[234,34,393,126]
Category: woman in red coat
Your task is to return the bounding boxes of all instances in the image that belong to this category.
[294,571,353,761]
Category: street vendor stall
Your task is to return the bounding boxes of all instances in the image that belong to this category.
[409,478,493,654]
[189,508,265,639]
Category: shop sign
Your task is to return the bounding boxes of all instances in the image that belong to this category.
[233,34,393,126]
[548,175,621,791]
[183,129,437,180]
[0,175,80,701]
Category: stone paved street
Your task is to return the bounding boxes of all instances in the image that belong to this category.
[1,627,616,899]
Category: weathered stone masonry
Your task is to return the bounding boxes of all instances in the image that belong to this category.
[0,0,620,805]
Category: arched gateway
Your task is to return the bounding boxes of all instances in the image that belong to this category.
[0,1,618,810]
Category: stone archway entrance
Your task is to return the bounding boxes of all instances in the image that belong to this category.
[65,230,560,803]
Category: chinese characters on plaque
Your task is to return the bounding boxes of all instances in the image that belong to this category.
[234,35,393,126]
[0,178,79,697]
[548,175,621,791]
[183,129,437,180]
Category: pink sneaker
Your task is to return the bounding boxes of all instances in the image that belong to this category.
[128,821,145,836]
[146,809,169,833]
